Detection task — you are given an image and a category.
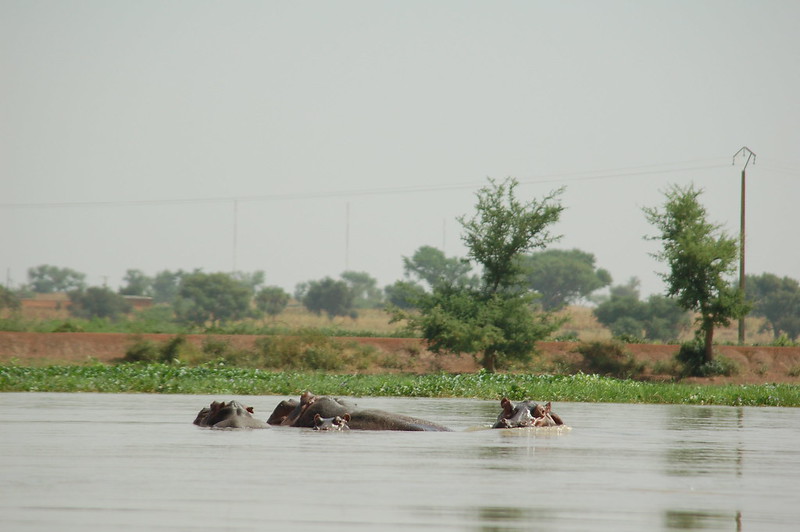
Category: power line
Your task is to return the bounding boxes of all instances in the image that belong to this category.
[0,158,733,210]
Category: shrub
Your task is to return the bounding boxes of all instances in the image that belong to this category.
[771,334,798,347]
[122,335,188,364]
[675,340,739,378]
[51,321,85,333]
[123,337,161,363]
[255,331,346,371]
[574,340,646,379]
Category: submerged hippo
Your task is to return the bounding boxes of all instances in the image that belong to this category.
[492,398,565,429]
[193,400,269,429]
[314,413,351,431]
[268,391,451,432]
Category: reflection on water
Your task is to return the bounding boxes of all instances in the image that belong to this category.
[664,406,745,478]
[664,509,742,531]
[1,393,799,531]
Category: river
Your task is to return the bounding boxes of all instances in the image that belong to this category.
[1,393,798,531]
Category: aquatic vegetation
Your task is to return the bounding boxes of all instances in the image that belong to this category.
[1,364,799,407]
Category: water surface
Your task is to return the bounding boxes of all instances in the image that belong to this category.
[1,393,798,531]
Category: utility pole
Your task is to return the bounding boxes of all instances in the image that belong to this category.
[345,202,350,271]
[232,200,239,273]
[733,146,756,345]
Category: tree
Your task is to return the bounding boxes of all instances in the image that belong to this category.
[27,265,86,293]
[644,184,748,362]
[520,248,612,310]
[399,178,565,372]
[151,270,185,304]
[68,287,132,320]
[747,273,800,341]
[231,271,266,292]
[340,271,383,308]
[302,277,355,320]
[119,269,153,296]
[255,286,290,318]
[593,278,690,341]
[0,286,21,312]
[174,272,252,326]
[384,280,426,309]
[402,246,476,290]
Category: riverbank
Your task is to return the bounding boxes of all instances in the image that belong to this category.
[2,331,800,385]
[2,365,798,407]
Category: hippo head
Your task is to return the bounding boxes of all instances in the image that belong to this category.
[313,413,351,431]
[193,400,267,429]
[493,398,537,428]
[532,402,557,427]
[493,399,564,428]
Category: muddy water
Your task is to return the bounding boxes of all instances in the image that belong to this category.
[1,393,798,531]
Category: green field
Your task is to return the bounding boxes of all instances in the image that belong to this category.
[2,363,797,407]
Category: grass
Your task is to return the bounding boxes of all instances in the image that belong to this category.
[2,364,798,407]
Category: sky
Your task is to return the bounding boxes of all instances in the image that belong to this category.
[2,1,799,299]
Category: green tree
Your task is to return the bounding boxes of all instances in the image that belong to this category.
[68,287,132,320]
[746,273,800,341]
[255,285,290,318]
[593,278,689,342]
[384,280,426,309]
[151,270,185,304]
[119,269,153,296]
[644,184,748,362]
[174,272,252,326]
[27,265,86,293]
[231,271,266,292]
[340,271,383,308]
[399,178,565,372]
[302,277,355,320]
[593,279,649,338]
[402,246,476,290]
[520,248,612,310]
[0,286,21,312]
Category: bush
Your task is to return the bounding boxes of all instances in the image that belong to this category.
[771,334,798,347]
[255,331,346,371]
[122,335,188,364]
[675,340,739,378]
[574,340,646,379]
[123,337,161,363]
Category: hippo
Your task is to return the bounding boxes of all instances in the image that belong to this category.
[492,398,565,429]
[193,400,269,429]
[313,413,351,431]
[268,391,451,432]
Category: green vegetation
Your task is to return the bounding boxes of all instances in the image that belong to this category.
[593,278,690,342]
[27,265,86,293]
[574,340,646,379]
[747,273,800,341]
[300,277,356,319]
[644,184,749,362]
[1,364,797,407]
[119,331,383,372]
[68,286,133,320]
[675,340,740,378]
[520,248,612,310]
[397,178,565,372]
[175,271,254,325]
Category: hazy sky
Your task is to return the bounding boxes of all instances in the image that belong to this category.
[2,1,798,298]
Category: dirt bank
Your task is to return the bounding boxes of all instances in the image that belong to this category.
[1,332,799,385]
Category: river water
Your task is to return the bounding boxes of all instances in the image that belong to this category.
[1,393,798,531]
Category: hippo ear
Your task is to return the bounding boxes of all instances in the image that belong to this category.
[500,398,513,416]
[314,414,322,425]
[246,406,254,414]
[343,413,351,422]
